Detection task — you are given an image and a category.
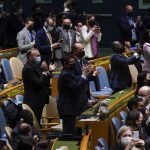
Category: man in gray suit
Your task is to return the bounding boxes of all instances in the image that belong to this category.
[56,17,76,67]
[17,17,36,64]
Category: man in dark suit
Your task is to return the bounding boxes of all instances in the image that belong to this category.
[22,48,56,123]
[110,41,140,93]
[4,2,25,49]
[35,17,61,65]
[118,5,143,44]
[57,54,92,134]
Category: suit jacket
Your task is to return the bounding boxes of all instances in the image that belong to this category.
[22,61,51,107]
[74,57,88,76]
[35,28,52,64]
[118,16,143,42]
[57,69,88,117]
[4,13,24,48]
[142,42,150,73]
[17,27,36,64]
[56,27,76,59]
[110,53,137,90]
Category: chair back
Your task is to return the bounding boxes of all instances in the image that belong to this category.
[9,57,23,79]
[1,58,13,82]
[15,94,24,102]
[42,96,59,118]
[128,64,138,84]
[98,138,109,150]
[22,104,40,129]
[89,81,96,92]
[96,66,110,89]
[0,108,6,138]
[112,117,121,133]
[120,111,127,124]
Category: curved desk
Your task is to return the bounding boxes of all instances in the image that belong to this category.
[76,88,136,149]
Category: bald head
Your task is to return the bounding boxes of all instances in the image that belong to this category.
[111,41,125,53]
[73,42,85,58]
[126,5,133,12]
[125,5,134,17]
[138,86,150,96]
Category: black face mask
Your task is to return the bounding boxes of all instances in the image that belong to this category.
[127,12,133,18]
[119,47,125,53]
[69,63,76,70]
[88,20,96,27]
[79,51,85,58]
[63,24,70,30]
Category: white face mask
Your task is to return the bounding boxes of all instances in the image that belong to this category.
[34,56,41,64]
[121,137,132,146]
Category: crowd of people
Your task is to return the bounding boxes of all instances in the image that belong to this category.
[1,0,150,149]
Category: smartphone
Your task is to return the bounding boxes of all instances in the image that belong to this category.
[132,131,139,139]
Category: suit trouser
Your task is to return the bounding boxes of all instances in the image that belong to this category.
[31,106,44,125]
[62,115,76,135]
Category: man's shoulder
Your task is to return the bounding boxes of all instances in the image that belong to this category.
[111,53,125,59]
[23,62,35,71]
[36,28,45,35]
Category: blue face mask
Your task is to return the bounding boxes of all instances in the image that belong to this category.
[34,56,41,64]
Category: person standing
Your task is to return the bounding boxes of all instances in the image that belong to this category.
[57,54,92,134]
[118,4,143,45]
[56,18,76,66]
[17,17,36,64]
[35,17,61,65]
[80,15,102,59]
[22,48,56,123]
[4,2,25,48]
[110,41,140,93]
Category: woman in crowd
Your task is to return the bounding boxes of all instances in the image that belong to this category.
[114,125,145,150]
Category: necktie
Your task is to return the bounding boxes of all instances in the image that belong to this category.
[29,31,34,42]
[66,31,71,52]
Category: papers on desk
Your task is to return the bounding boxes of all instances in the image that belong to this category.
[79,117,99,121]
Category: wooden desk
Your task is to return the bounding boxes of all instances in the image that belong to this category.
[76,88,136,149]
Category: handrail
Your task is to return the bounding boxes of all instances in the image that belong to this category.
[88,56,111,64]
[0,47,18,53]
[0,47,19,59]
[0,83,24,104]
[0,83,23,96]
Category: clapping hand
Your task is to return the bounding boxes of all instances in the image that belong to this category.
[82,64,93,76]
[49,62,57,71]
